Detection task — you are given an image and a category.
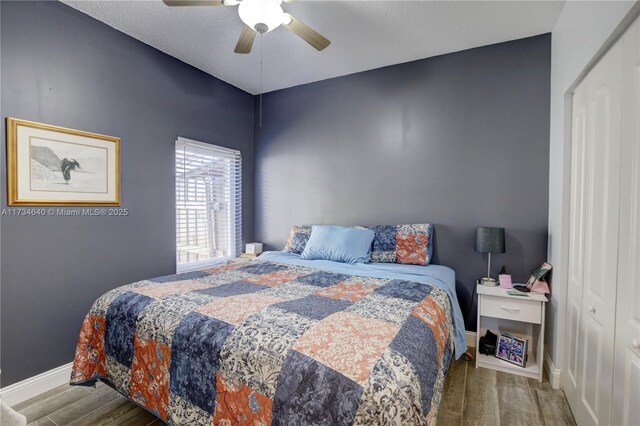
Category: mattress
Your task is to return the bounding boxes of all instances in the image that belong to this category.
[71,253,466,425]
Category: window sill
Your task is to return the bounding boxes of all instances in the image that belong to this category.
[176,257,234,274]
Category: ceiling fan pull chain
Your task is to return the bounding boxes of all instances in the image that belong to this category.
[259,32,263,127]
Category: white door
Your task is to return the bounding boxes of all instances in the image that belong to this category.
[564,74,588,407]
[568,37,623,426]
[612,16,640,426]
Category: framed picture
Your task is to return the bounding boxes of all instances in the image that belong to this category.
[6,117,120,205]
[496,331,528,367]
[496,332,513,362]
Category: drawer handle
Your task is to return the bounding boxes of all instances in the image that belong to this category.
[500,305,521,313]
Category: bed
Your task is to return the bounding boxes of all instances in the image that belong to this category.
[71,251,466,425]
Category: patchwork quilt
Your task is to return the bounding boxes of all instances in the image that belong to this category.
[71,259,454,425]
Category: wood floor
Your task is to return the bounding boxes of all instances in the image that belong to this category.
[13,382,161,426]
[14,350,576,425]
[437,352,577,426]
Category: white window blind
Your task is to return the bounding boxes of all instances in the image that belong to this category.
[176,137,242,272]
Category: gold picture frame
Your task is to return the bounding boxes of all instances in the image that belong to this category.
[6,117,121,205]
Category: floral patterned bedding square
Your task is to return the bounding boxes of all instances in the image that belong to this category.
[282,225,312,254]
[71,258,454,425]
[369,224,434,265]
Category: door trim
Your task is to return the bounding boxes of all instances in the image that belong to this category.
[561,0,640,390]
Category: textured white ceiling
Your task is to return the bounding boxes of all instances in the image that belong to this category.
[61,0,565,94]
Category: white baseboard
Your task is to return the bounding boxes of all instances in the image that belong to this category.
[0,362,73,407]
[544,350,562,389]
[466,331,476,348]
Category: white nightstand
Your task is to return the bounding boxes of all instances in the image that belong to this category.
[475,285,547,381]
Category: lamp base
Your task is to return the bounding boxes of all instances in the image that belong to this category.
[481,277,498,287]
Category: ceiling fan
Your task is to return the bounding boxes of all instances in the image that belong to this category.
[163,0,331,54]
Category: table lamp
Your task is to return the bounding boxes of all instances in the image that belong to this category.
[475,227,505,286]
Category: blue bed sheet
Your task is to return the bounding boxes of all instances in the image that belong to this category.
[260,251,467,359]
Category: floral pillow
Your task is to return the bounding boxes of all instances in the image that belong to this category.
[282,225,312,254]
[369,224,434,265]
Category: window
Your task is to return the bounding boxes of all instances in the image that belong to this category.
[175,137,241,272]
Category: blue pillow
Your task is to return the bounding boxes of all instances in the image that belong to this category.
[300,225,375,264]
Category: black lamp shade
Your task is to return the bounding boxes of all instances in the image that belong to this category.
[475,227,505,254]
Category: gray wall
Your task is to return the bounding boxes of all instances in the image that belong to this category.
[254,34,551,330]
[0,1,254,386]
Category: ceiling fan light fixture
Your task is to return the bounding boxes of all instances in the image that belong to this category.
[238,0,284,33]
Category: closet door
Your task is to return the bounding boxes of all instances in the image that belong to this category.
[577,39,623,426]
[564,75,588,408]
[612,16,640,426]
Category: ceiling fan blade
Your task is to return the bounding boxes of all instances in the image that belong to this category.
[163,0,224,6]
[282,13,330,51]
[234,25,257,54]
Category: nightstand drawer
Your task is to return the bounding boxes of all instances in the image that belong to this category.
[480,295,542,324]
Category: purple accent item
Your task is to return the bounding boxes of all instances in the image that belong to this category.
[499,274,512,289]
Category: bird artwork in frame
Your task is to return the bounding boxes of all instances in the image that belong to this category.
[6,118,120,205]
